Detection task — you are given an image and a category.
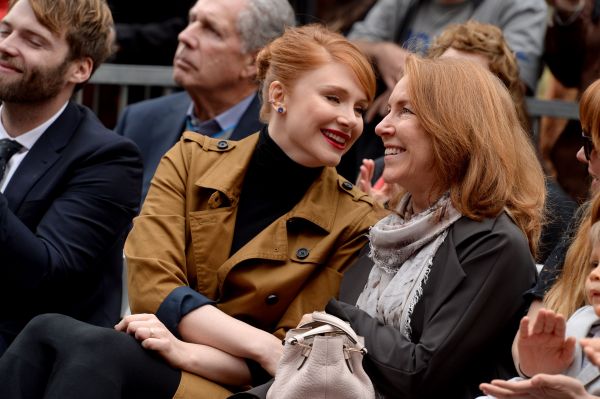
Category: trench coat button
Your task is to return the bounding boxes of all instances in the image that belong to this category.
[296,248,309,259]
[217,140,228,150]
[265,294,279,305]
[342,181,353,190]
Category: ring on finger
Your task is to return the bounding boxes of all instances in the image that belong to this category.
[149,327,154,338]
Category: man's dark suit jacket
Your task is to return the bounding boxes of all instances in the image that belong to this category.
[115,91,264,200]
[0,101,143,353]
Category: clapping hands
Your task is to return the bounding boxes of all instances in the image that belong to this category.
[517,309,576,377]
[356,158,393,204]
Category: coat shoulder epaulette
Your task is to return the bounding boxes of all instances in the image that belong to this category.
[336,175,374,205]
[181,131,237,153]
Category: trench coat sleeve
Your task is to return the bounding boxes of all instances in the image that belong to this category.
[156,286,215,336]
[273,210,378,338]
[326,217,536,397]
[125,139,192,315]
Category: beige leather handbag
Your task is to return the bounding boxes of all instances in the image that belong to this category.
[266,312,375,399]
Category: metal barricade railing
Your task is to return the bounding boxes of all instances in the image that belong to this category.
[80,64,581,133]
[75,64,178,122]
[526,98,579,120]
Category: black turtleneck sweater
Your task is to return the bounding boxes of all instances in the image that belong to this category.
[230,126,323,256]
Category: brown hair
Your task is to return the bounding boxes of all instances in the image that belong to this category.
[544,79,600,317]
[428,21,529,132]
[581,79,600,148]
[402,56,545,256]
[256,24,376,121]
[9,0,114,74]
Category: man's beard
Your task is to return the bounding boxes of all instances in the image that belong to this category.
[0,55,70,103]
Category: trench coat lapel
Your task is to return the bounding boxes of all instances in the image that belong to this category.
[191,132,345,295]
[193,134,253,205]
[215,168,342,292]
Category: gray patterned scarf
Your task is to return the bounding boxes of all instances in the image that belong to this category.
[356,193,461,339]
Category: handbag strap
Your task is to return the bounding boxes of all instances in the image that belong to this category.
[311,312,361,344]
[286,324,338,345]
[288,312,367,353]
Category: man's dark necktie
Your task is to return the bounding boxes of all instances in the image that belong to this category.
[0,139,23,179]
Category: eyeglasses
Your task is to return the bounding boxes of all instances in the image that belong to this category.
[582,132,595,161]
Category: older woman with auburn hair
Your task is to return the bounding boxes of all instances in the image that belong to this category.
[320,55,546,398]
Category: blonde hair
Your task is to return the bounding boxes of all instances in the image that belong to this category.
[544,194,600,317]
[428,21,529,131]
[401,56,545,256]
[256,24,376,121]
[590,220,600,249]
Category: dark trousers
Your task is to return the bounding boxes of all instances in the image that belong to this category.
[0,314,180,399]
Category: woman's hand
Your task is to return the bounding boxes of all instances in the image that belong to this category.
[115,313,189,369]
[517,309,576,376]
[357,159,392,204]
[480,374,594,399]
[356,159,375,193]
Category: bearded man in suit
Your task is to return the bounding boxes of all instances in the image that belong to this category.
[0,0,142,354]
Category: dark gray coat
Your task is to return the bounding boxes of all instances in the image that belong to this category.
[327,213,537,399]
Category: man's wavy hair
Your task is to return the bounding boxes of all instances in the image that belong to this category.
[9,0,114,81]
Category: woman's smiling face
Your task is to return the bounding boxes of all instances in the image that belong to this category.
[375,75,441,204]
[268,61,368,168]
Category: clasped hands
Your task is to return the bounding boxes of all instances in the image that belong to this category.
[115,313,189,369]
[115,309,283,386]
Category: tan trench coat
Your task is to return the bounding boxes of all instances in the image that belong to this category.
[125,132,378,398]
